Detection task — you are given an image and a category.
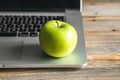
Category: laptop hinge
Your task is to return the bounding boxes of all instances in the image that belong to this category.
[0,8,65,12]
[65,8,80,13]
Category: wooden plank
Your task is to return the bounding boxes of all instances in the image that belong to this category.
[88,53,120,61]
[83,21,120,32]
[83,20,120,68]
[86,32,120,54]
[82,2,120,16]
[84,21,120,54]
[84,0,120,2]
[83,16,120,21]
[0,67,120,80]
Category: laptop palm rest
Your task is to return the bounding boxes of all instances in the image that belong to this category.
[0,41,23,60]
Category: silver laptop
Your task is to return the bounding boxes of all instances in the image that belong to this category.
[0,0,87,68]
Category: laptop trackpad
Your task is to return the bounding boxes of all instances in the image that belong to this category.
[0,41,23,60]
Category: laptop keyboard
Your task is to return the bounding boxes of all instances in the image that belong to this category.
[0,15,65,37]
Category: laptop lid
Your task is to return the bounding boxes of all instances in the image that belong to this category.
[0,0,81,12]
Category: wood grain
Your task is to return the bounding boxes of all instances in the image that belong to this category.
[83,2,120,16]
[84,21,120,54]
[0,67,120,80]
[0,2,120,80]
[83,16,120,21]
[84,0,120,2]
[84,20,120,68]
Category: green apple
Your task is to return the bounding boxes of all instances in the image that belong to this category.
[39,20,78,58]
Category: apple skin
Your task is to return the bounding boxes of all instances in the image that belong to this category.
[39,20,78,58]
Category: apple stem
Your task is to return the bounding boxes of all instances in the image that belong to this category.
[56,21,60,28]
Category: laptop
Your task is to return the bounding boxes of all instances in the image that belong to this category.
[0,0,87,68]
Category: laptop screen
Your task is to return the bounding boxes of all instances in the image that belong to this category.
[0,0,80,11]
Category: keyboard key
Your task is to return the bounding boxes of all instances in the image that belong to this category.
[10,28,17,32]
[30,32,38,37]
[19,28,27,32]
[18,32,28,37]
[28,27,36,32]
[0,32,17,37]
[37,28,41,32]
[1,28,9,32]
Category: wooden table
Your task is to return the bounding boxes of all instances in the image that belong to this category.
[0,2,120,80]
